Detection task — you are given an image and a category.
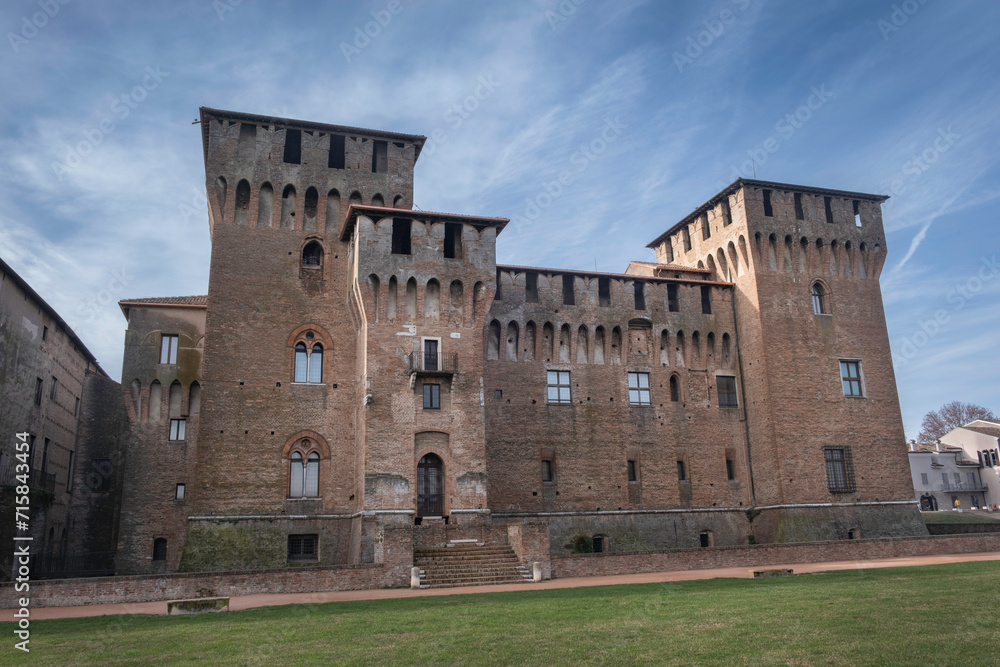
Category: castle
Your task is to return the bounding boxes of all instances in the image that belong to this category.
[111,107,925,574]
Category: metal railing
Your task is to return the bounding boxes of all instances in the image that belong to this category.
[408,352,459,373]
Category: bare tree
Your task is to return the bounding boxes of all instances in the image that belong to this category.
[917,402,997,442]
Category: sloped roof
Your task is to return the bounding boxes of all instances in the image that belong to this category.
[118,295,208,319]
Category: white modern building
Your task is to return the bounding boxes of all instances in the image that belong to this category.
[940,420,1000,509]
[907,441,988,511]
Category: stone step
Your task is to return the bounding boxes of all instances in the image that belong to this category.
[415,556,520,565]
[414,548,514,556]
[421,575,529,586]
[421,567,525,577]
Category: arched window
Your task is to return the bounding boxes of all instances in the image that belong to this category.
[302,241,323,266]
[812,283,828,315]
[294,340,324,383]
[305,452,320,497]
[289,452,304,497]
[669,374,680,402]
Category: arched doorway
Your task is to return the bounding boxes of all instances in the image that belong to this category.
[417,453,444,517]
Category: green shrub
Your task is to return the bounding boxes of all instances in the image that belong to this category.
[570,535,594,554]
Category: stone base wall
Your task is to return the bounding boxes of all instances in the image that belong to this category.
[926,523,1000,535]
[551,533,1000,579]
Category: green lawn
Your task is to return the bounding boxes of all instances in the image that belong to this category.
[921,510,1000,524]
[6,561,1000,666]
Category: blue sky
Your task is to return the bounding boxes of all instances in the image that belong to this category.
[1,0,997,440]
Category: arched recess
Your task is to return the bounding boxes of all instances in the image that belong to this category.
[449,280,463,322]
[858,242,869,279]
[416,451,445,518]
[506,322,520,362]
[189,382,201,416]
[843,241,854,278]
[753,232,763,269]
[302,239,324,267]
[304,187,319,232]
[706,255,718,281]
[368,274,380,322]
[675,331,686,367]
[393,195,404,208]
[387,276,398,319]
[669,374,681,402]
[722,333,732,367]
[371,193,385,207]
[235,179,251,226]
[257,182,274,228]
[576,325,589,364]
[168,381,182,418]
[660,330,670,366]
[281,184,297,229]
[281,430,332,459]
[799,237,809,273]
[542,322,554,361]
[130,379,142,419]
[716,249,729,281]
[727,241,740,278]
[611,326,622,365]
[325,189,341,235]
[767,234,778,271]
[707,332,716,366]
[472,281,485,314]
[425,279,441,320]
[691,331,702,367]
[215,176,227,220]
[524,321,536,362]
[487,320,501,361]
[559,324,571,363]
[829,240,839,276]
[783,236,793,272]
[348,190,362,209]
[738,235,750,271]
[405,278,417,321]
[149,380,162,421]
[593,326,605,365]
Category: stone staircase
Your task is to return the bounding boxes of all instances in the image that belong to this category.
[414,540,533,588]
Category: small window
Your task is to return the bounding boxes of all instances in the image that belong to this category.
[34,377,43,406]
[541,459,554,482]
[628,372,651,406]
[592,535,605,553]
[794,192,804,220]
[42,325,48,341]
[667,284,679,312]
[853,200,862,227]
[175,483,185,500]
[633,281,645,310]
[677,460,687,481]
[444,222,463,259]
[391,218,412,255]
[160,334,179,364]
[699,531,712,548]
[546,370,571,404]
[288,534,319,562]
[525,272,539,303]
[716,376,738,407]
[627,460,637,482]
[701,285,712,314]
[825,446,855,493]
[302,241,323,266]
[762,189,773,217]
[423,339,439,371]
[50,376,58,400]
[169,418,186,441]
[682,226,692,252]
[598,277,611,306]
[669,375,680,402]
[423,383,440,409]
[840,360,863,397]
[920,473,928,486]
[328,134,346,169]
[726,459,735,481]
[152,538,167,561]
[283,129,301,164]
[562,275,575,305]
[812,283,827,315]
[372,140,388,173]
[824,196,834,223]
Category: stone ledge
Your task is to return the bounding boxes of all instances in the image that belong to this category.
[167,597,229,615]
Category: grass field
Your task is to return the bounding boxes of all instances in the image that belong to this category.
[6,561,1000,666]
[921,510,1000,524]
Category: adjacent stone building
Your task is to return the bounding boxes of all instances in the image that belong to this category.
[113,107,925,574]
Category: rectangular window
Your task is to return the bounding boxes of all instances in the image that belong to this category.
[762,189,773,217]
[283,128,301,164]
[920,472,928,486]
[721,199,732,226]
[716,376,738,407]
[701,214,711,240]
[91,459,112,493]
[853,199,862,227]
[665,241,675,263]
[34,377,43,406]
[598,277,611,306]
[667,284,679,312]
[160,334,179,364]
[328,134,346,169]
[824,446,855,493]
[546,370,571,404]
[562,275,575,305]
[372,140,388,173]
[627,459,637,482]
[288,534,319,562]
[967,472,976,488]
[628,372,651,406]
[794,192,804,220]
[942,472,950,489]
[50,376,58,400]
[391,218,412,255]
[953,472,961,486]
[169,418,186,441]
[423,383,440,409]
[677,460,687,481]
[682,226,692,251]
[444,222,463,259]
[525,272,539,303]
[701,285,712,314]
[726,459,735,481]
[175,483,185,500]
[423,339,439,371]
[824,196,834,223]
[840,360,863,397]
[634,281,645,310]
[541,459,554,483]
